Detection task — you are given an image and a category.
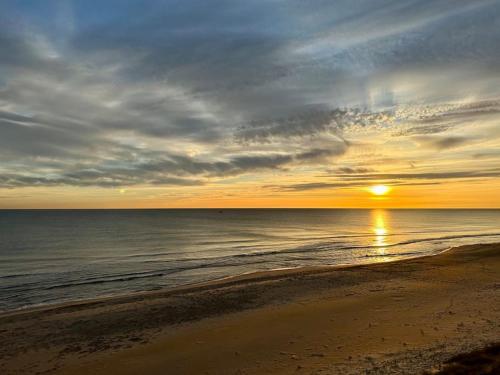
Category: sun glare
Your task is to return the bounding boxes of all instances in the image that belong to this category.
[370,185,390,196]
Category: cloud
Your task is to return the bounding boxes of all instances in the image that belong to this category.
[0,0,499,192]
[413,135,469,150]
[267,180,443,192]
[0,145,348,188]
[392,100,500,137]
[267,182,350,192]
[325,170,500,181]
[235,108,392,142]
[0,173,204,189]
[336,167,374,174]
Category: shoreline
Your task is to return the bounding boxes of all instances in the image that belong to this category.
[0,244,455,318]
[1,242,499,374]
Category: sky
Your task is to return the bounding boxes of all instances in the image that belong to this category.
[1,0,500,208]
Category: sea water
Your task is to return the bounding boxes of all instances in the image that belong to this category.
[1,209,499,311]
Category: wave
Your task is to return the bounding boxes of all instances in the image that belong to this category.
[2,231,500,301]
[6,231,500,292]
[361,251,423,258]
[0,273,36,279]
[228,232,500,259]
[3,259,270,292]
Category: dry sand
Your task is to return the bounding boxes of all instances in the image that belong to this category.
[0,243,499,374]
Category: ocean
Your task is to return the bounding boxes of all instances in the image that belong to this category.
[1,209,499,312]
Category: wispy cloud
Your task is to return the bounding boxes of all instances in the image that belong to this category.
[0,0,499,204]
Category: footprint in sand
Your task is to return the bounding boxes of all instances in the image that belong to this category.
[391,295,405,301]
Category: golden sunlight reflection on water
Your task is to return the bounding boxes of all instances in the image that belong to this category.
[372,209,389,256]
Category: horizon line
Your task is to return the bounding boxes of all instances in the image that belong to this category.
[1,207,500,210]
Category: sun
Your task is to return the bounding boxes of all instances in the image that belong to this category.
[370,185,391,196]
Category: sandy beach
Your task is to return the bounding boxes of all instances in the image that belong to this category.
[1,243,499,374]
[2,0,500,373]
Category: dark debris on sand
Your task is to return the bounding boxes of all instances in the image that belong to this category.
[427,343,500,374]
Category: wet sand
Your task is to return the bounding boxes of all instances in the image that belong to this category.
[0,243,499,374]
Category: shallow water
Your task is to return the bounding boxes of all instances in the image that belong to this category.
[1,209,499,311]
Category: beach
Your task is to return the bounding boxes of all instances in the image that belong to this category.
[2,1,500,373]
[0,242,499,374]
